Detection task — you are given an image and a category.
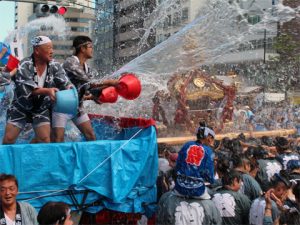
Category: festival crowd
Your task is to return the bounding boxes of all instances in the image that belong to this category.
[155,122,300,225]
[1,36,300,225]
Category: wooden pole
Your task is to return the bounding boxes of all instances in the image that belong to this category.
[157,129,297,145]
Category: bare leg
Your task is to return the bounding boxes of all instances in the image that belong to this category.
[52,127,65,143]
[34,124,51,143]
[2,123,22,144]
[30,137,38,144]
[77,120,96,141]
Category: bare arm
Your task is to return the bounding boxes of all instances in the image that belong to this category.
[0,47,7,60]
[90,79,119,89]
[32,87,59,102]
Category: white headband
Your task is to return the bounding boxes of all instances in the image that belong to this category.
[31,36,51,46]
[204,127,215,139]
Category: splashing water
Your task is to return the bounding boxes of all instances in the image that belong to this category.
[1,0,299,140]
[91,0,249,117]
[4,15,68,50]
[89,0,299,136]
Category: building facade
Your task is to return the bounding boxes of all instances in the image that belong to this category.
[14,1,95,63]
[93,0,115,76]
[94,0,156,75]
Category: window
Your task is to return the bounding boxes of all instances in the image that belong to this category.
[173,12,181,26]
[182,8,188,21]
[70,27,88,32]
[248,15,261,25]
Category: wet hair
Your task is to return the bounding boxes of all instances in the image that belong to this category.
[216,156,231,176]
[274,136,290,152]
[271,170,291,188]
[214,140,221,149]
[252,146,269,160]
[73,35,92,55]
[244,146,256,159]
[196,121,215,140]
[237,133,246,142]
[222,170,241,186]
[292,182,300,201]
[221,137,231,149]
[261,136,274,146]
[37,202,70,225]
[158,143,168,155]
[232,154,250,169]
[247,137,261,146]
[231,139,243,154]
[0,174,18,188]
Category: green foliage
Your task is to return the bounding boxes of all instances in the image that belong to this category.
[273,34,300,61]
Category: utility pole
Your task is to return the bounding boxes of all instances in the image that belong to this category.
[263,29,267,64]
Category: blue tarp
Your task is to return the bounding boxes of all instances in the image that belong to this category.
[0,118,158,214]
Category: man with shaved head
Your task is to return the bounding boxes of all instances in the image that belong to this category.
[2,36,72,144]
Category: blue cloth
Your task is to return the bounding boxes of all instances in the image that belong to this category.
[0,120,158,213]
[0,42,11,65]
[175,141,214,197]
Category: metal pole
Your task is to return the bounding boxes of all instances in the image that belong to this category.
[263,29,267,64]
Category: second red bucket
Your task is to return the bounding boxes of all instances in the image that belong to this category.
[98,86,119,103]
[117,73,141,100]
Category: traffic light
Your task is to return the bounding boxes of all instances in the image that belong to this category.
[36,4,67,17]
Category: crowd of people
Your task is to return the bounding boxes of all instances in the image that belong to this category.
[1,35,300,224]
[233,102,300,133]
[156,121,300,225]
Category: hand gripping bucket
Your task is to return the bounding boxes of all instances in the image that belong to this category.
[98,86,118,103]
[53,88,79,115]
[117,73,141,100]
[6,55,19,72]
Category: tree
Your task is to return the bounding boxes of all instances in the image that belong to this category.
[271,33,300,97]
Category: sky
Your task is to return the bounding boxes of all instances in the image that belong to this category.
[0,2,15,42]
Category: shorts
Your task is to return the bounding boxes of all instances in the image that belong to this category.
[52,111,90,128]
[7,105,50,129]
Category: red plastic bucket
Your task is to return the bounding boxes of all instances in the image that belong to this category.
[6,55,19,72]
[117,73,141,100]
[99,86,118,103]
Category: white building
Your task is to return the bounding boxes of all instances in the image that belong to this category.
[155,0,206,44]
[14,0,95,60]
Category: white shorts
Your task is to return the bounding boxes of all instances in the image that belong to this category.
[52,112,90,128]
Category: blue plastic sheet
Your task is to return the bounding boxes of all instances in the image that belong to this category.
[0,119,158,213]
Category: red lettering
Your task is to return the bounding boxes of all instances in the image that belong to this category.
[185,145,205,166]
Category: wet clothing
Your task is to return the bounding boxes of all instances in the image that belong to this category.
[157,190,222,225]
[175,141,214,197]
[276,152,300,170]
[6,56,71,129]
[212,188,251,225]
[249,197,280,225]
[0,72,12,86]
[57,56,95,127]
[238,171,263,201]
[52,111,90,128]
[62,55,94,102]
[255,158,282,192]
